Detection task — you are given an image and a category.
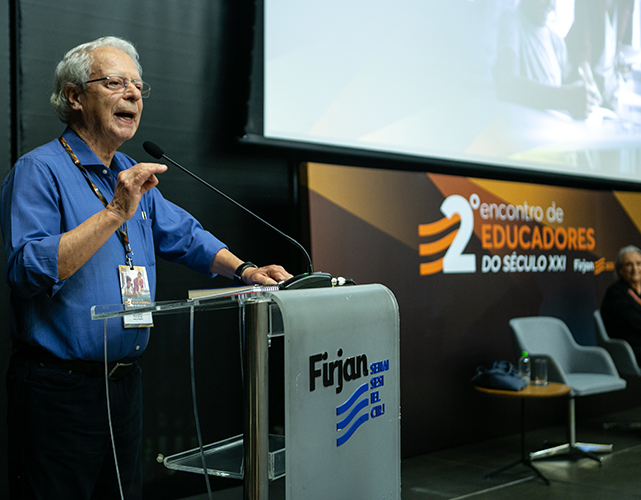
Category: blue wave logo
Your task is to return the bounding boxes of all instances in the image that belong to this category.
[336,382,369,447]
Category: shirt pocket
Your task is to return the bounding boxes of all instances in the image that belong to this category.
[137,218,156,267]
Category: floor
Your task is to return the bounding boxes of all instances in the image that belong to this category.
[182,405,641,500]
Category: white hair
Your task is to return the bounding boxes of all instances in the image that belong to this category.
[50,36,142,123]
[614,245,641,281]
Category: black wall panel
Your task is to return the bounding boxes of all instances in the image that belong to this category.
[0,1,11,498]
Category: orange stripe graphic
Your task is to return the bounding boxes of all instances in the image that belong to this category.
[418,214,460,237]
[420,259,444,276]
[419,231,457,256]
[419,214,461,275]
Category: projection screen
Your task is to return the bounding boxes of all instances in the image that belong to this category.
[255,0,641,186]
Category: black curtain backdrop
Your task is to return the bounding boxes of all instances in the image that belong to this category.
[1,1,10,498]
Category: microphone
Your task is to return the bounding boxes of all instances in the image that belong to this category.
[143,141,333,290]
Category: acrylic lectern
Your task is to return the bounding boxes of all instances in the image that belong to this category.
[92,283,400,500]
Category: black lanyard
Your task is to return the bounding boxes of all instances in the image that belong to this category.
[59,137,135,269]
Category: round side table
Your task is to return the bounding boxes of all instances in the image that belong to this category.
[475,382,571,484]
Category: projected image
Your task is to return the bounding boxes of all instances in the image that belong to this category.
[264,0,641,183]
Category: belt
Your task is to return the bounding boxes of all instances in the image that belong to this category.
[13,341,140,381]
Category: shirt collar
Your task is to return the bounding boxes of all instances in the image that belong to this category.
[61,127,103,166]
[61,127,128,173]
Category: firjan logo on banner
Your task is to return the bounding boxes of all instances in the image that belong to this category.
[309,350,389,447]
[419,194,614,277]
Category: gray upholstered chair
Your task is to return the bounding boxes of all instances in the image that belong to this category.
[510,316,627,462]
[594,310,641,377]
[593,310,641,430]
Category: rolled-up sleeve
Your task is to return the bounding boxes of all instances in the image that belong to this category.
[2,156,66,298]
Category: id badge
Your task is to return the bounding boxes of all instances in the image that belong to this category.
[118,265,154,328]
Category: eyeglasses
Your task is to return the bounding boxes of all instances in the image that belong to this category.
[84,74,151,98]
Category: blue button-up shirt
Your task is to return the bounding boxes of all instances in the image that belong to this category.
[1,128,227,361]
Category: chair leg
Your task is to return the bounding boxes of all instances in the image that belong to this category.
[530,443,571,460]
[529,397,612,463]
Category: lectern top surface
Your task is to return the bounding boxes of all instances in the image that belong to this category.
[91,285,279,320]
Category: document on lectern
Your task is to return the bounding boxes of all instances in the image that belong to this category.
[188,285,279,300]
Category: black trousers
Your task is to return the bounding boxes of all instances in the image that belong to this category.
[6,354,143,500]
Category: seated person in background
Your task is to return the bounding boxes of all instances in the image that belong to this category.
[493,0,602,119]
[601,245,641,359]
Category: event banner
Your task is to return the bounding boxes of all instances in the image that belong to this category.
[302,162,641,455]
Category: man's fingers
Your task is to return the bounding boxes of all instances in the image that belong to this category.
[118,163,167,192]
[109,163,168,221]
[129,163,167,185]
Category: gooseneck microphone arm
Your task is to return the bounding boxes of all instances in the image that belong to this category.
[142,141,314,275]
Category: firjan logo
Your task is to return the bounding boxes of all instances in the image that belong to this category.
[309,350,389,447]
[574,257,614,275]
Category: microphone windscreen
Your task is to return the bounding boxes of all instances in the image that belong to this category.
[143,141,164,159]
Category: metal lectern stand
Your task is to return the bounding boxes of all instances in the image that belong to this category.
[92,284,400,500]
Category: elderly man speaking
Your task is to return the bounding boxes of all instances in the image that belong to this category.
[1,36,292,499]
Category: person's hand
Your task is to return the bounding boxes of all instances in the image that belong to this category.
[565,79,602,120]
[243,264,293,285]
[616,49,632,81]
[107,163,167,222]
